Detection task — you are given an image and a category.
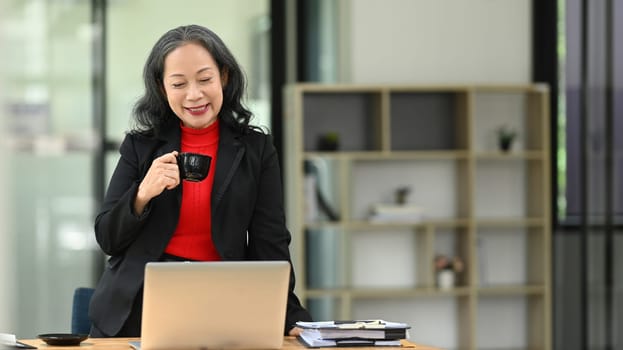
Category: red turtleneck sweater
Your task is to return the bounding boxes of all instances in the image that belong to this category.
[165,120,221,261]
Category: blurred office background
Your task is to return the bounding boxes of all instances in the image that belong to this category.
[0,1,621,349]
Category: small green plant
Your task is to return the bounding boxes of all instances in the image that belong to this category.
[317,132,340,151]
[395,186,411,205]
[498,126,517,152]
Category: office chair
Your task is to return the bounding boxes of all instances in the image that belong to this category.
[71,287,95,334]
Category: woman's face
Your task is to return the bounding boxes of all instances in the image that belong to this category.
[162,42,225,129]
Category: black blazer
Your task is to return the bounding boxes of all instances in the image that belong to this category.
[89,121,311,336]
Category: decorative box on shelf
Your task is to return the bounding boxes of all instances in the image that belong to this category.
[368,203,425,224]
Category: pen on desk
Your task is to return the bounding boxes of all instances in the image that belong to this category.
[334,320,384,325]
[334,320,386,329]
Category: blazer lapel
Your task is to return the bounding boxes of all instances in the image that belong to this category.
[155,120,182,156]
[213,124,245,211]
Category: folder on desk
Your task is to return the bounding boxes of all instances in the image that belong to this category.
[296,320,410,348]
[298,330,402,348]
[297,320,410,339]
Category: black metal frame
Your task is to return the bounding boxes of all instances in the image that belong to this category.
[91,0,107,283]
[602,0,615,346]
[270,0,286,166]
[579,1,589,347]
[92,0,106,213]
[531,1,562,347]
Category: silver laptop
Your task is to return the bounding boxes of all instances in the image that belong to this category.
[132,261,290,350]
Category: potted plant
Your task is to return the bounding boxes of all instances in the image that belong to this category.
[497,126,517,152]
[317,132,340,151]
[434,255,464,289]
[394,186,411,205]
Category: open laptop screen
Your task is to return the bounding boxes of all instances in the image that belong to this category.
[137,261,290,350]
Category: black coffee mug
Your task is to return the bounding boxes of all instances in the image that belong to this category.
[177,152,211,182]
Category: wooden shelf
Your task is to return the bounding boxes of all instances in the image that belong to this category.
[306,287,472,298]
[284,83,551,350]
[474,218,545,227]
[304,219,471,231]
[304,151,470,160]
[474,151,545,160]
[477,285,546,296]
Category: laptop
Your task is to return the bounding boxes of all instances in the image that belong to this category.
[131,260,290,350]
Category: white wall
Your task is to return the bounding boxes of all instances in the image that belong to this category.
[343,0,532,84]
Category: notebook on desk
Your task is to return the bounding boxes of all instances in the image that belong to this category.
[130,260,290,350]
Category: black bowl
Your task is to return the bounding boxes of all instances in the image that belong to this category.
[38,333,88,346]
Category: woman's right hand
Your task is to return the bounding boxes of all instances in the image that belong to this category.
[133,151,180,215]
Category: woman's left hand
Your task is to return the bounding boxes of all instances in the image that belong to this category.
[288,326,303,336]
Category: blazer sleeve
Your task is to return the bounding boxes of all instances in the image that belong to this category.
[245,134,313,333]
[94,134,153,256]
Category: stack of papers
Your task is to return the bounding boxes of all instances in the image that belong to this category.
[296,320,410,347]
[0,333,37,349]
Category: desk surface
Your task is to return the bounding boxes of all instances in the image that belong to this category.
[19,336,441,350]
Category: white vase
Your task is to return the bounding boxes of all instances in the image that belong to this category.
[437,270,455,289]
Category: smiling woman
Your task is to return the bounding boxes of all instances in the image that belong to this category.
[162,43,225,130]
[89,24,311,338]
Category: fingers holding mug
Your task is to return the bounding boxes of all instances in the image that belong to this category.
[139,152,181,198]
[159,150,179,165]
[161,151,181,189]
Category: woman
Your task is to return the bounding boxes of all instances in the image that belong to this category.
[89,24,311,337]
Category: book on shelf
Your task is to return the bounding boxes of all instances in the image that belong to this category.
[368,204,424,224]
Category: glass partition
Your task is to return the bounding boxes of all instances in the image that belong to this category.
[0,0,270,338]
[0,0,97,337]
